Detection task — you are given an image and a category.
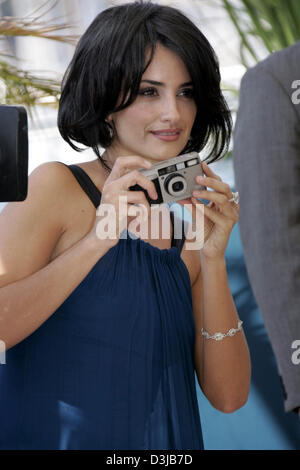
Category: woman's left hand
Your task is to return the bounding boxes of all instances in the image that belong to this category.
[177,161,239,261]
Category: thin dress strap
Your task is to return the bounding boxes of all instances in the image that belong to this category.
[58,162,101,208]
[57,162,186,254]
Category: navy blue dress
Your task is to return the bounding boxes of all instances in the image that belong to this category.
[0,163,204,450]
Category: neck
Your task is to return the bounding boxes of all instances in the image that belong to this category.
[101,147,119,170]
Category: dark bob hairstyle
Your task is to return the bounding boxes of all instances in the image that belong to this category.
[58,0,232,173]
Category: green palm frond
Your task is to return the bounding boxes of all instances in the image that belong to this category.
[192,0,300,159]
[0,58,61,110]
[219,0,300,67]
[0,16,77,44]
[0,0,78,113]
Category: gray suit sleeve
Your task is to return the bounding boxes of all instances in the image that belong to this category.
[233,65,300,413]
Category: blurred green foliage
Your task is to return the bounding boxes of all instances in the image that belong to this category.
[220,0,300,67]
[0,1,77,115]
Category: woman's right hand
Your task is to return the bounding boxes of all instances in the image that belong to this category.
[87,156,158,248]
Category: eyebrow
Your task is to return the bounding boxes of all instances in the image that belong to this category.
[140,79,193,87]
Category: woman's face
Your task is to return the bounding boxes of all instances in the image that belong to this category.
[107,43,197,165]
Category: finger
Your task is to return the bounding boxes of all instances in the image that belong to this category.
[107,156,152,181]
[233,203,240,214]
[193,195,238,226]
[192,190,235,216]
[191,197,232,227]
[179,198,215,225]
[125,190,151,208]
[121,169,158,200]
[201,161,222,181]
[194,176,232,199]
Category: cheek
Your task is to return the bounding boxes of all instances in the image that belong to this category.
[178,100,197,126]
[124,104,150,123]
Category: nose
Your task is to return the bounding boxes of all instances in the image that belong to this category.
[160,95,180,123]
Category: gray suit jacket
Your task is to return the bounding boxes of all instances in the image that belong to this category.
[233,41,300,413]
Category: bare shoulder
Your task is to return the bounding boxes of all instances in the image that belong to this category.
[47,160,105,262]
[0,161,80,287]
[1,161,74,232]
[30,161,95,230]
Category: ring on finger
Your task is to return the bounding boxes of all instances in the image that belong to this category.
[228,191,239,204]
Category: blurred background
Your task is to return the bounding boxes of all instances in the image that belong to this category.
[1,0,300,449]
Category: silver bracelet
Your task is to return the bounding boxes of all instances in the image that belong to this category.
[201,320,243,341]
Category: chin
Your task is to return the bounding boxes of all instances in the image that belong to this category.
[153,147,183,160]
[139,142,187,163]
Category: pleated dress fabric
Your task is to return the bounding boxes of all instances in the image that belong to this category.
[0,163,204,450]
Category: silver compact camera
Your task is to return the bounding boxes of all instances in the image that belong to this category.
[129,151,205,206]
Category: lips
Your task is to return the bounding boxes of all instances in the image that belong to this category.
[151,129,181,135]
[150,129,181,142]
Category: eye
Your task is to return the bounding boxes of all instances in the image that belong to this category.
[138,87,157,96]
[179,88,194,98]
[138,87,194,98]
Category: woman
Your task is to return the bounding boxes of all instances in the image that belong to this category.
[0,1,251,450]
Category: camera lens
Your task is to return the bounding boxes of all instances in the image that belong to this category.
[172,181,184,192]
[164,174,187,197]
